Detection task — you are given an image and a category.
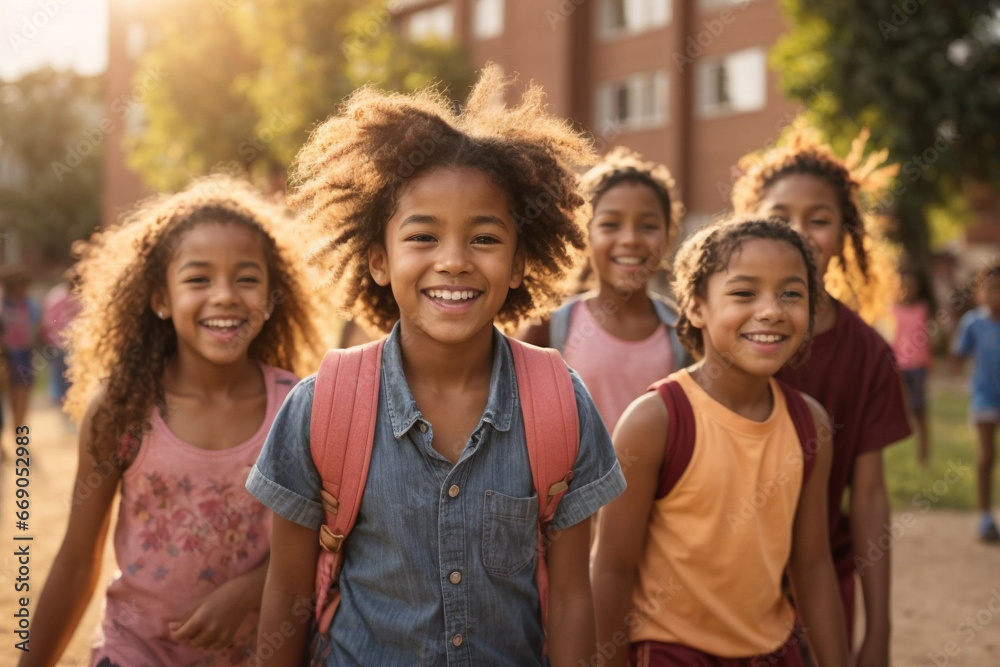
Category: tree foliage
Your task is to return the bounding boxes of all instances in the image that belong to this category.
[772,0,1000,265]
[127,0,474,190]
[0,68,103,262]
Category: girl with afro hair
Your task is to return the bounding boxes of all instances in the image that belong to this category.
[247,65,626,665]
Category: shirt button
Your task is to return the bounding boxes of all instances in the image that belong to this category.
[452,633,463,647]
[448,485,460,498]
[449,570,462,584]
[418,423,428,433]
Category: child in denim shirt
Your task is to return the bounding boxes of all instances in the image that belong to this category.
[247,65,626,666]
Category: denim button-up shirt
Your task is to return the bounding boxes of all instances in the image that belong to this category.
[248,324,625,666]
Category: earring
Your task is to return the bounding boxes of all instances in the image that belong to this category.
[157,311,165,319]
[265,311,271,321]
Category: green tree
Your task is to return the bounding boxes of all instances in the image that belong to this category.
[128,0,473,190]
[0,68,103,262]
[772,0,1000,266]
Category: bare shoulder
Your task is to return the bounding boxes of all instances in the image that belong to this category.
[614,390,669,460]
[798,391,831,436]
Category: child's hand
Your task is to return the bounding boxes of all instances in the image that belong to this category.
[167,577,252,651]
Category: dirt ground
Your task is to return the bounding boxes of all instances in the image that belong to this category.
[0,401,996,666]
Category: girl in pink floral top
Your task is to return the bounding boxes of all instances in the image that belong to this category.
[21,177,325,667]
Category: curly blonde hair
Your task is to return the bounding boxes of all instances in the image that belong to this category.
[672,217,819,362]
[731,128,898,323]
[66,175,326,466]
[287,63,595,333]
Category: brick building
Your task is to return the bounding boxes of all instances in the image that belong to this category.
[103,0,802,227]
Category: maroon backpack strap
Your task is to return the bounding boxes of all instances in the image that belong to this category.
[651,378,696,500]
[776,379,817,484]
[308,338,385,636]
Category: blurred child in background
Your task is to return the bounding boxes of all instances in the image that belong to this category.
[892,265,935,467]
[952,261,1000,542]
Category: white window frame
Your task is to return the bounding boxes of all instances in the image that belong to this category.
[408,5,454,40]
[597,0,671,39]
[473,0,504,39]
[696,47,766,117]
[595,70,668,132]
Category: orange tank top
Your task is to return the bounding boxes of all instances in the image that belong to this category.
[630,370,803,657]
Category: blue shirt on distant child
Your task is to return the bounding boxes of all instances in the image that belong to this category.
[247,323,625,667]
[954,306,1000,415]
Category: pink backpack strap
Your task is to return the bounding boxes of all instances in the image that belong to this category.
[309,338,385,638]
[507,337,579,637]
[775,379,818,484]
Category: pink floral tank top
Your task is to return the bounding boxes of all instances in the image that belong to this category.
[93,363,298,666]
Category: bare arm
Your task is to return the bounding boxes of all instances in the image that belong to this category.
[850,450,892,667]
[591,393,667,667]
[19,400,120,667]
[788,396,850,667]
[256,515,319,666]
[546,517,596,666]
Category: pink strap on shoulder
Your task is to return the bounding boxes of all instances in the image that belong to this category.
[508,336,579,647]
[309,337,384,634]
[508,337,579,522]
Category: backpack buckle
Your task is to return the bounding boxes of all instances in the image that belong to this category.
[320,489,340,516]
[320,525,345,553]
[547,471,574,497]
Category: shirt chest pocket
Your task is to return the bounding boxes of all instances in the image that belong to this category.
[482,490,539,577]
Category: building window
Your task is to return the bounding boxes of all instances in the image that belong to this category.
[700,0,759,9]
[473,0,504,39]
[126,22,146,60]
[597,0,671,38]
[696,47,766,117]
[595,70,668,131]
[408,5,454,41]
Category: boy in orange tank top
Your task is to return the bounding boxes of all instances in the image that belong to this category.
[593,218,849,666]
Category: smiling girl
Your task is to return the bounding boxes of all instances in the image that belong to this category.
[593,218,849,667]
[247,65,625,666]
[21,176,323,667]
[519,147,686,432]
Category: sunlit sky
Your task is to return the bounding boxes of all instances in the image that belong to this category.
[0,0,108,80]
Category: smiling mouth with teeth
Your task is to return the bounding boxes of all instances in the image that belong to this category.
[202,318,244,328]
[613,257,645,265]
[424,289,479,301]
[744,333,785,343]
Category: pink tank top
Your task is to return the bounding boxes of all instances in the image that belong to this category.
[94,363,298,666]
[562,300,674,431]
[892,302,932,370]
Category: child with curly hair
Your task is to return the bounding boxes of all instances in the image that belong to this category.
[731,129,911,666]
[21,176,325,667]
[519,147,687,432]
[247,65,626,665]
[593,217,849,666]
